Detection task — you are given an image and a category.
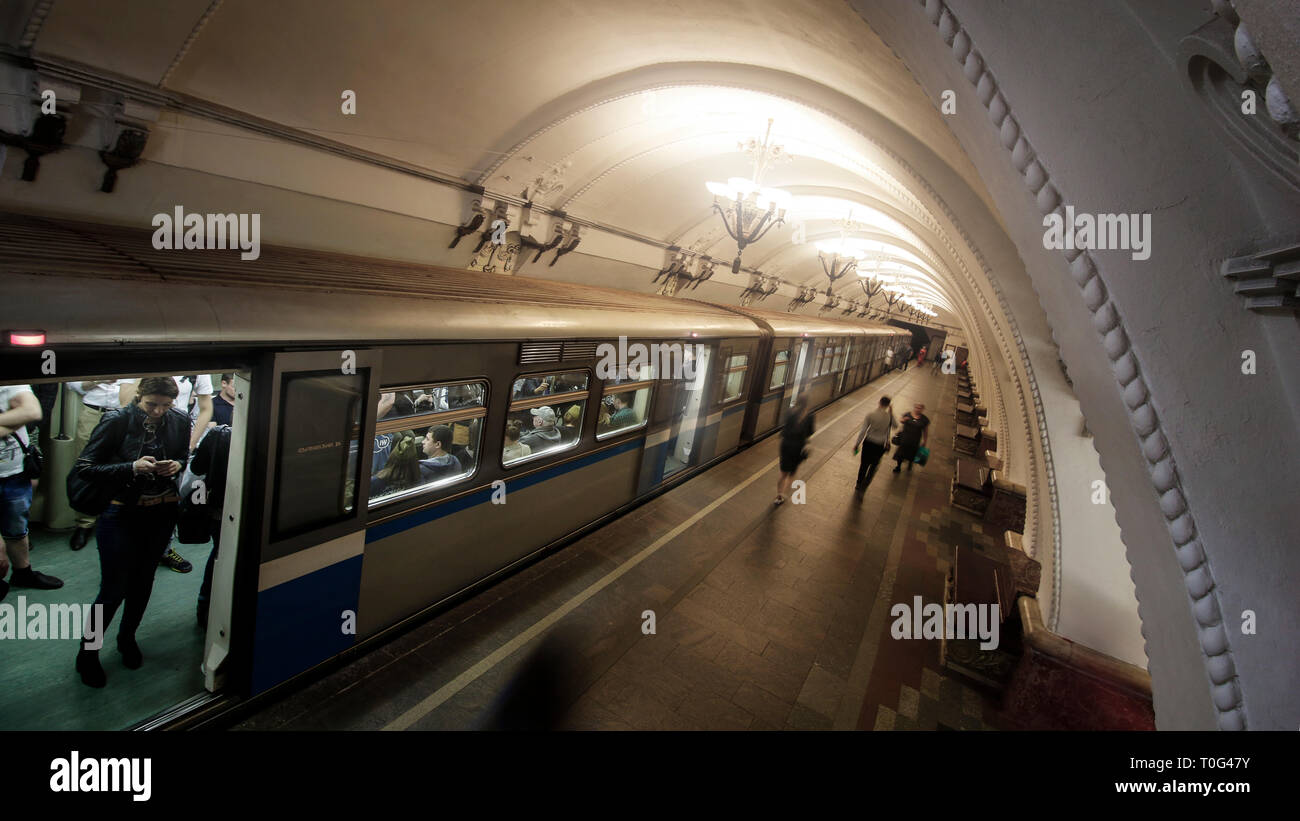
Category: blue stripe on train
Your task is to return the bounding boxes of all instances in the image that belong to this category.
[251,553,363,695]
[364,436,643,543]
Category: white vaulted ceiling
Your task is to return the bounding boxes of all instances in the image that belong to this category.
[25,0,1006,329]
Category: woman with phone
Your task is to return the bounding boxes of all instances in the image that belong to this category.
[72,377,190,688]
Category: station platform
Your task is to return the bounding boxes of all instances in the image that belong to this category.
[235,365,1008,731]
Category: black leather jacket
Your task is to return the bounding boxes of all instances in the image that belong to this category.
[75,404,191,502]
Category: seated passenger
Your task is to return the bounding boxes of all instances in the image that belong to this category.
[518,406,562,452]
[419,425,462,482]
[559,405,581,444]
[608,392,638,428]
[371,433,423,496]
[502,421,532,463]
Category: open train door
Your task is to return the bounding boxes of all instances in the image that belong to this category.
[211,349,381,698]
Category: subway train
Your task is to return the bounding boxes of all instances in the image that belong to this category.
[0,211,910,721]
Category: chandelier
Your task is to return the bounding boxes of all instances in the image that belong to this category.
[705,118,792,273]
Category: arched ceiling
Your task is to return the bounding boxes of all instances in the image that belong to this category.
[24,0,1011,331]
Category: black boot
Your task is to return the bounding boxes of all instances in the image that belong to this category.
[118,636,143,670]
[70,526,94,551]
[76,648,107,688]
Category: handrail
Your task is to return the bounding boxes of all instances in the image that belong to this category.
[1017,596,1152,698]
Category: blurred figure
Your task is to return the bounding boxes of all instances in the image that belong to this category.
[480,629,579,731]
[916,347,927,367]
[775,396,813,505]
[852,395,896,492]
[892,403,930,474]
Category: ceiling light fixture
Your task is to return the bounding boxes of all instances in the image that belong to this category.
[705,118,792,273]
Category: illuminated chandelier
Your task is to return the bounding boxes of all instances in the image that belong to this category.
[705,118,792,273]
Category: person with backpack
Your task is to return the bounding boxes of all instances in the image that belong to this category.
[71,377,190,688]
[852,396,897,491]
[775,396,814,505]
[119,375,212,573]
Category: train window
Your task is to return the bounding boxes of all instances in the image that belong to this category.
[504,370,590,466]
[596,380,653,440]
[770,349,789,389]
[512,370,587,401]
[720,353,748,403]
[368,379,487,506]
[274,370,365,540]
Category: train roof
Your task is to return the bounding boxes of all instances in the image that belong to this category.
[712,302,907,338]
[1,211,759,345]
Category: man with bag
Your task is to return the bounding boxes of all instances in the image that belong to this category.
[0,383,64,599]
[852,396,897,492]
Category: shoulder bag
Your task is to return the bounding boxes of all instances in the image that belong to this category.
[8,433,42,480]
[66,411,132,516]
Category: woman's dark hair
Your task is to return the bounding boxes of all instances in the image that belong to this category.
[375,434,422,492]
[505,420,522,442]
[133,376,179,402]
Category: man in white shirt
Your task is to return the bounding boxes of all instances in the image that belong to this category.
[66,380,134,550]
[0,384,63,597]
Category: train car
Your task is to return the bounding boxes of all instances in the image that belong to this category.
[707,303,909,446]
[0,211,907,727]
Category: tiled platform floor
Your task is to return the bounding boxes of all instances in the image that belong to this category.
[237,365,1011,731]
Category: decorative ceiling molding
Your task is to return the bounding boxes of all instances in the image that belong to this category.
[909,0,1245,729]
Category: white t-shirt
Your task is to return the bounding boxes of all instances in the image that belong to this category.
[119,376,212,420]
[0,384,34,479]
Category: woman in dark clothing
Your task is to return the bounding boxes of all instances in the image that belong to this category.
[74,377,190,688]
[892,402,930,474]
[775,396,814,505]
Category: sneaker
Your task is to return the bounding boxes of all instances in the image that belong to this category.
[70,525,94,551]
[159,548,193,573]
[9,567,64,589]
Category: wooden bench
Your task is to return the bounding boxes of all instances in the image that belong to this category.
[951,457,991,515]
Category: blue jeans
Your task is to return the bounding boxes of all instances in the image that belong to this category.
[0,474,32,540]
[92,502,179,646]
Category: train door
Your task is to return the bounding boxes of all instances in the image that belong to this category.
[663,346,710,478]
[237,349,380,697]
[790,339,810,405]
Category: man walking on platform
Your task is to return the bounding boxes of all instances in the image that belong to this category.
[852,396,896,492]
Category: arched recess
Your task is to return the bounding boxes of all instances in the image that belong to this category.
[477,62,1142,663]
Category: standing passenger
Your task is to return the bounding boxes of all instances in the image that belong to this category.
[209,374,236,427]
[852,396,896,491]
[74,377,189,688]
[0,384,63,596]
[774,396,814,505]
[191,424,232,629]
[917,347,927,367]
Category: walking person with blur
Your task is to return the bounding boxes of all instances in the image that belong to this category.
[775,396,814,505]
[852,396,896,493]
[892,402,930,474]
